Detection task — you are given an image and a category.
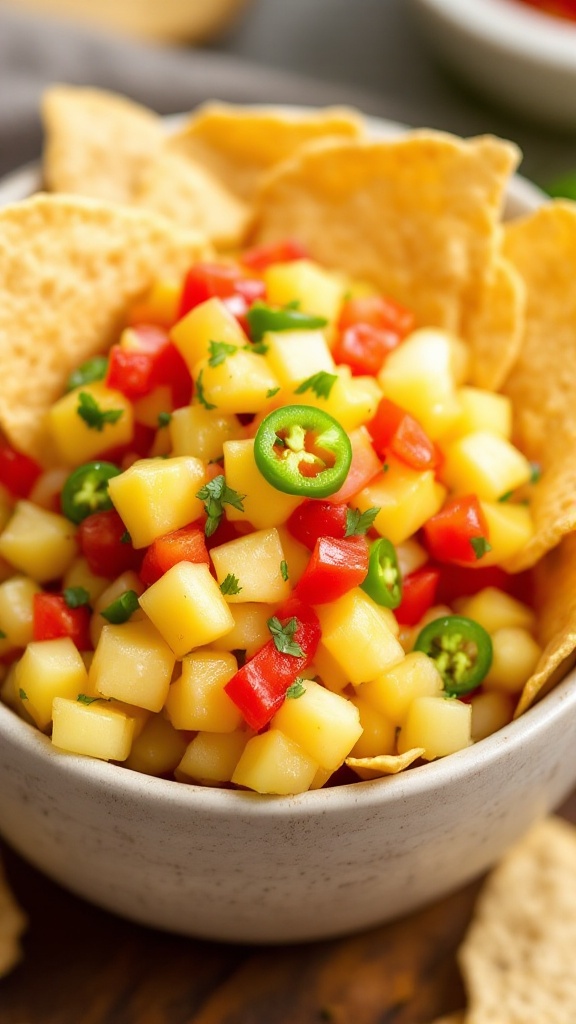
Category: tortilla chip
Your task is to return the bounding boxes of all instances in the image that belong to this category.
[250,131,519,379]
[0,194,209,462]
[459,816,576,1024]
[134,148,251,249]
[168,102,365,201]
[42,85,163,204]
[500,202,576,570]
[345,748,424,779]
[464,254,525,392]
[428,1015,465,1024]
[514,533,576,715]
[0,859,26,978]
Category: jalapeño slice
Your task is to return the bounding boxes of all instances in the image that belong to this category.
[254,404,351,498]
[414,614,493,696]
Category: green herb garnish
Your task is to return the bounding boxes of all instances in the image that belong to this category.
[196,475,245,537]
[77,391,123,431]
[267,616,304,658]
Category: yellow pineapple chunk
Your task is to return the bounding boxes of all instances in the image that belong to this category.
[346,694,396,759]
[169,405,242,462]
[63,556,110,605]
[177,730,250,785]
[89,570,145,648]
[126,277,180,326]
[378,328,464,439]
[15,637,89,730]
[89,619,176,711]
[272,679,362,771]
[0,501,77,583]
[124,713,188,776]
[264,259,343,327]
[223,439,301,528]
[398,696,471,759]
[138,562,234,658]
[470,690,514,742]
[0,575,41,654]
[108,455,205,548]
[440,431,532,501]
[274,525,310,586]
[293,365,381,432]
[453,387,512,439]
[315,588,404,685]
[456,587,535,634]
[265,329,335,389]
[310,641,350,694]
[193,349,280,415]
[48,381,133,465]
[52,697,135,761]
[132,385,173,428]
[210,602,275,658]
[359,651,444,726]
[479,501,533,565]
[231,729,319,795]
[170,296,248,372]
[484,627,542,694]
[164,651,242,732]
[353,456,446,545]
[210,527,291,604]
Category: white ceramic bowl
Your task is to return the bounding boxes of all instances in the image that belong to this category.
[0,115,564,946]
[410,0,576,131]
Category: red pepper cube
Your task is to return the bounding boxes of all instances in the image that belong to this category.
[286,500,348,548]
[0,443,43,499]
[395,568,441,626]
[178,262,265,319]
[240,239,310,271]
[367,397,439,471]
[139,522,210,587]
[423,495,491,565]
[78,509,143,579]
[33,593,91,650]
[294,535,369,604]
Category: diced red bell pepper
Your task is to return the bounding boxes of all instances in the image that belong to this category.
[178,262,265,319]
[240,239,309,271]
[286,500,348,548]
[139,522,210,587]
[423,495,490,566]
[367,397,440,472]
[78,509,142,579]
[435,563,533,605]
[294,535,369,604]
[327,426,382,504]
[395,568,441,626]
[0,443,42,499]
[33,593,91,650]
[338,294,415,337]
[224,598,320,731]
[333,323,404,377]
[106,325,192,408]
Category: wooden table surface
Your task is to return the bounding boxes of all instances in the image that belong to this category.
[2,788,575,1024]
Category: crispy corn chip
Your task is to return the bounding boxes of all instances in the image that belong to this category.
[464,254,525,392]
[429,1015,465,1024]
[42,85,163,203]
[0,194,209,461]
[250,131,520,385]
[501,201,576,571]
[134,148,251,249]
[345,748,425,779]
[514,533,576,715]
[459,817,576,1024]
[0,859,26,978]
[169,102,365,200]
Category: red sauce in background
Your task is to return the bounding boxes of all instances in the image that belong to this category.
[517,0,576,21]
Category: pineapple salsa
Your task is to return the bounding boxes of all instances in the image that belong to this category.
[0,243,543,794]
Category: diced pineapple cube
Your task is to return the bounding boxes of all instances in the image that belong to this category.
[108,456,205,548]
[169,405,242,462]
[89,619,176,711]
[456,587,535,634]
[48,381,134,465]
[210,602,276,658]
[395,538,429,578]
[132,385,173,428]
[231,729,319,795]
[271,679,362,771]
[359,651,444,726]
[51,697,135,761]
[15,637,89,730]
[479,501,533,565]
[177,730,250,785]
[470,690,514,742]
[170,296,247,371]
[484,627,542,694]
[210,527,291,604]
[294,365,381,432]
[274,525,310,585]
[347,695,396,758]
[0,501,77,583]
[193,349,280,414]
[310,641,350,693]
[164,651,242,732]
[89,570,145,648]
[264,259,343,327]
[453,387,512,439]
[0,575,41,653]
[315,588,404,685]
[63,556,110,605]
[223,439,301,528]
[138,562,234,658]
[124,713,188,775]
[440,431,532,501]
[265,329,335,389]
[353,456,446,545]
[378,328,464,439]
[126,277,180,327]
[398,695,472,759]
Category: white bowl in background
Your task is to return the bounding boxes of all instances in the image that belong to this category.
[410,0,576,131]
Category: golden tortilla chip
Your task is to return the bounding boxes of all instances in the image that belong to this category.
[250,131,520,384]
[429,1015,465,1024]
[459,816,576,1024]
[501,201,576,571]
[0,194,209,461]
[0,859,26,978]
[514,533,576,715]
[134,148,251,249]
[42,85,163,204]
[345,748,424,779]
[169,102,365,201]
[464,254,525,392]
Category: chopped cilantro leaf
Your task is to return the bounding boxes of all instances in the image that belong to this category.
[0,630,5,639]
[245,341,269,355]
[345,506,380,537]
[208,339,237,367]
[63,586,90,609]
[267,616,304,658]
[77,693,108,705]
[286,679,306,699]
[66,355,108,393]
[280,559,289,582]
[157,411,172,428]
[195,369,216,410]
[19,688,27,701]
[498,490,513,503]
[294,371,338,400]
[100,590,140,624]
[266,386,281,398]
[120,530,132,544]
[530,461,542,484]
[470,536,492,559]
[77,391,123,431]
[196,475,245,537]
[220,573,242,596]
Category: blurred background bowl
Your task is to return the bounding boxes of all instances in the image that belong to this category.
[409,0,576,131]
